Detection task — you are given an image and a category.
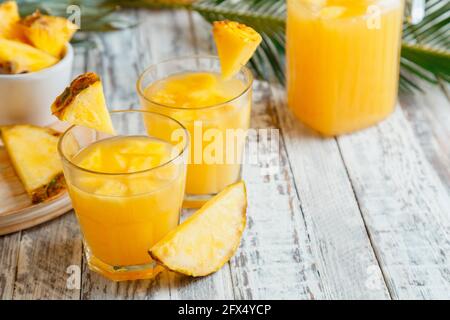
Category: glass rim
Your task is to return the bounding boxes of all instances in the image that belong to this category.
[57,109,189,176]
[136,55,253,111]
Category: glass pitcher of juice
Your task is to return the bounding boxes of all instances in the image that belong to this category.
[287,0,408,135]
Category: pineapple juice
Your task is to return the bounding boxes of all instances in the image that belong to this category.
[67,136,185,269]
[287,0,404,135]
[142,72,251,199]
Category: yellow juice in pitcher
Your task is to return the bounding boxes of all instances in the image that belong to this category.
[67,136,185,270]
[141,71,251,199]
[287,0,404,135]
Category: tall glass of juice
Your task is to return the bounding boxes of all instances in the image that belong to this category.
[287,0,405,135]
[137,56,252,207]
[58,110,189,281]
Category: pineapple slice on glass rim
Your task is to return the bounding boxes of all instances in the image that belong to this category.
[51,72,115,135]
[212,20,262,79]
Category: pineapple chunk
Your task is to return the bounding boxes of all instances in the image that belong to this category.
[0,1,22,40]
[213,20,262,79]
[0,125,65,204]
[150,181,247,276]
[0,38,58,74]
[19,10,77,58]
[51,72,115,135]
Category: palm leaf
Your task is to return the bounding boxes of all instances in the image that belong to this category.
[193,0,450,90]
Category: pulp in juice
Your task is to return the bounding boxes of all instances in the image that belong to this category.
[68,136,185,268]
[142,72,251,197]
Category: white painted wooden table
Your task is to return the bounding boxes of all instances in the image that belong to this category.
[1,9,449,300]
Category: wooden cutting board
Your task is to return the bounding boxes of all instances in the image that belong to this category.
[0,122,72,235]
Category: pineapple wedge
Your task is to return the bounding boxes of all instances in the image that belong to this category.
[150,181,247,277]
[19,10,77,58]
[0,125,65,204]
[0,1,21,40]
[0,38,58,74]
[51,72,115,135]
[212,20,262,79]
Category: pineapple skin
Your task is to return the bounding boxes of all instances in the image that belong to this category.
[20,11,77,58]
[51,72,100,116]
[31,173,66,204]
[51,72,115,135]
[0,38,58,74]
[0,125,66,204]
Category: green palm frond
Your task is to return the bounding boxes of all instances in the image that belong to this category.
[193,0,450,90]
[401,0,450,84]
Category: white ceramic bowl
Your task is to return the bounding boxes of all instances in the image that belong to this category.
[0,44,74,126]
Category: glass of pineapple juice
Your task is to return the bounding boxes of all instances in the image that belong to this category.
[286,0,405,135]
[58,110,189,281]
[137,56,252,207]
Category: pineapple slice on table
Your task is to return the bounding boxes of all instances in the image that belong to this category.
[212,20,262,79]
[0,38,58,74]
[19,10,77,58]
[0,125,65,204]
[150,181,247,277]
[51,72,115,135]
[0,1,23,40]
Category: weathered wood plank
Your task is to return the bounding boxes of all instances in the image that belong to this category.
[86,13,142,111]
[399,82,450,190]
[271,86,390,299]
[0,232,20,299]
[227,82,324,299]
[81,267,171,300]
[12,213,82,299]
[189,11,325,299]
[168,262,234,299]
[337,106,450,299]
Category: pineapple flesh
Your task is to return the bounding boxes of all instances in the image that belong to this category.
[213,20,262,79]
[0,1,21,40]
[150,181,247,277]
[51,72,115,135]
[20,10,77,58]
[0,125,65,204]
[0,37,58,74]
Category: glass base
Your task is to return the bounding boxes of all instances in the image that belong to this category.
[84,246,164,281]
[183,192,217,208]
